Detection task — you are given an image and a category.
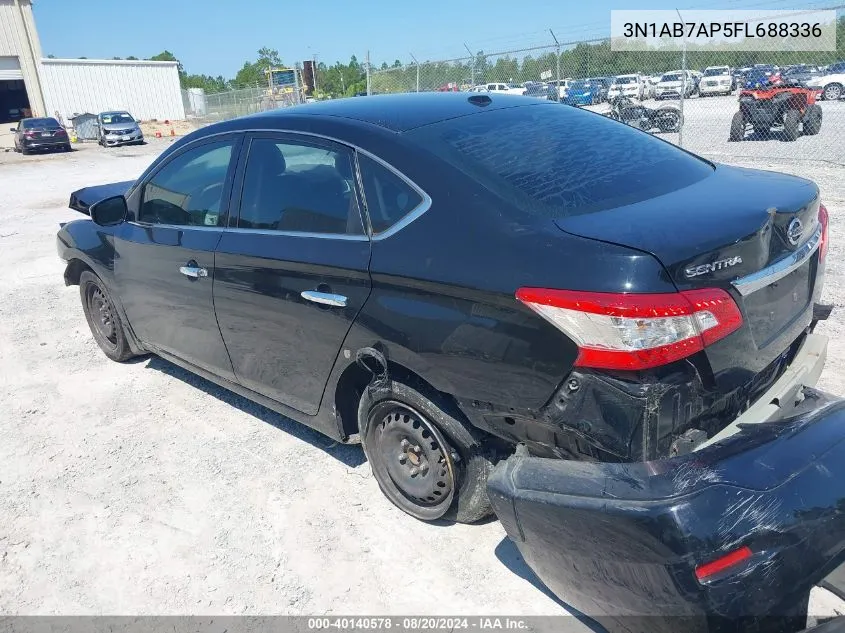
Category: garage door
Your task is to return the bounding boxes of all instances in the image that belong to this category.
[0,57,23,81]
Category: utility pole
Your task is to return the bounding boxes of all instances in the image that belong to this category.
[464,43,474,86]
[410,52,420,92]
[366,50,371,96]
[550,29,561,98]
[677,8,686,147]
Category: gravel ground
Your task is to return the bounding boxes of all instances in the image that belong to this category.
[1,133,844,626]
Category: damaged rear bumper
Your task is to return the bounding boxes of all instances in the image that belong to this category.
[488,386,845,633]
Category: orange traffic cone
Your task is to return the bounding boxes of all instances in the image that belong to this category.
[155,130,162,138]
[170,127,175,136]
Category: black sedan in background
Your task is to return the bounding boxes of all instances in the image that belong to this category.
[12,116,71,154]
[58,93,841,630]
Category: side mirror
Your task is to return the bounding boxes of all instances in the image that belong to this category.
[9,127,16,133]
[89,195,127,226]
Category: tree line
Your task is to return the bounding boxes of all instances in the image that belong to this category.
[373,16,845,93]
[49,16,844,98]
[152,48,368,98]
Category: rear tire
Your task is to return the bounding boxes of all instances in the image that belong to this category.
[359,379,494,524]
[729,111,746,141]
[655,108,681,132]
[804,104,822,135]
[823,83,842,101]
[783,109,800,141]
[79,271,136,362]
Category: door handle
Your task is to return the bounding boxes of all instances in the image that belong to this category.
[301,290,347,308]
[179,265,208,279]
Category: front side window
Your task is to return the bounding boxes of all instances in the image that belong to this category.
[139,141,233,227]
[358,154,424,235]
[238,138,363,235]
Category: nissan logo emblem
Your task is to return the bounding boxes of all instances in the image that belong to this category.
[786,218,803,246]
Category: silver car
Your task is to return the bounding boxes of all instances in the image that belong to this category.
[96,111,144,147]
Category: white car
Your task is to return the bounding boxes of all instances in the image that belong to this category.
[699,66,734,96]
[654,70,697,100]
[806,73,845,101]
[607,74,646,101]
[481,82,525,96]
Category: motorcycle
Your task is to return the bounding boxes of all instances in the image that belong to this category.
[606,95,682,133]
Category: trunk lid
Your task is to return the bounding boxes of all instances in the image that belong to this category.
[68,180,135,215]
[556,164,822,382]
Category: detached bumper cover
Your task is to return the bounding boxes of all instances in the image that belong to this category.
[488,387,845,632]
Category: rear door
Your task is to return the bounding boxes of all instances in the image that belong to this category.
[212,133,371,416]
[115,134,242,380]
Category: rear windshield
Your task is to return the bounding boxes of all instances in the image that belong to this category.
[704,67,729,76]
[661,73,683,81]
[614,76,637,84]
[23,118,60,128]
[408,103,713,218]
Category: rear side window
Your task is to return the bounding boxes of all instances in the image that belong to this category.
[409,103,713,218]
[237,138,362,235]
[358,154,424,234]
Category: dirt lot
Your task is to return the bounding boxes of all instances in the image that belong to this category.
[1,136,844,625]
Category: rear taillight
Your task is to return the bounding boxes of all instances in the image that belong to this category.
[695,545,752,582]
[55,129,67,136]
[515,287,743,371]
[819,203,829,262]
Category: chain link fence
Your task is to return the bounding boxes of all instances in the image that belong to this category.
[182,82,307,125]
[180,10,845,164]
[369,24,845,163]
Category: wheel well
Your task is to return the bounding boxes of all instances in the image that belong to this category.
[64,258,92,286]
[334,358,465,440]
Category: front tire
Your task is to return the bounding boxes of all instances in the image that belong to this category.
[804,104,822,135]
[729,110,746,141]
[79,270,136,362]
[359,380,493,524]
[783,109,800,141]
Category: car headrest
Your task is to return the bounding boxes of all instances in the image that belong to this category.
[334,153,353,180]
[251,140,286,176]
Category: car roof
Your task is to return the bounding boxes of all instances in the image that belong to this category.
[230,92,538,133]
[100,110,131,116]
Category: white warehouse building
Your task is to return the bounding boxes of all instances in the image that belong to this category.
[0,0,185,124]
[40,58,185,121]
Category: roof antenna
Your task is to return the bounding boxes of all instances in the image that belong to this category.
[467,94,492,107]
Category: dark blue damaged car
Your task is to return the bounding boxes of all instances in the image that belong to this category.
[56,93,843,632]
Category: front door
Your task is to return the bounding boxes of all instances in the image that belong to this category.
[212,133,371,415]
[114,136,242,380]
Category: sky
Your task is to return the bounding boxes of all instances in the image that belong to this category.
[32,0,834,78]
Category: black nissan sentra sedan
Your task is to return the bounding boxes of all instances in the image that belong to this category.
[58,93,845,625]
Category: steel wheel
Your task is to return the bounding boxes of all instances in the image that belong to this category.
[86,284,118,351]
[366,400,456,520]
